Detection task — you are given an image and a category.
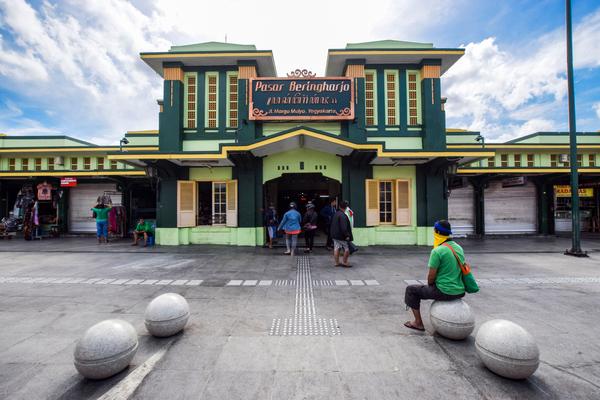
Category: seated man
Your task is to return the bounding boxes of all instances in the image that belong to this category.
[131,218,153,247]
[404,220,466,331]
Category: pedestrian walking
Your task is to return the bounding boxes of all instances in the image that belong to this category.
[330,200,353,268]
[403,220,467,331]
[278,202,302,256]
[91,199,112,244]
[302,202,318,253]
[320,197,336,250]
[264,204,278,249]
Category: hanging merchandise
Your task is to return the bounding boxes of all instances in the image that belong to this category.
[37,182,53,201]
[108,205,127,238]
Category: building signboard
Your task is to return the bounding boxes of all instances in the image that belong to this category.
[249,77,354,121]
[502,176,526,187]
[60,177,77,187]
[554,185,594,197]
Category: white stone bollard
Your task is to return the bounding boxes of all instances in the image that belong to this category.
[475,319,540,379]
[429,299,475,340]
[74,319,138,380]
[144,293,190,337]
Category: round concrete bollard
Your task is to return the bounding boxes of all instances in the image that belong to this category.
[429,299,475,340]
[74,319,138,380]
[475,319,539,379]
[144,293,190,337]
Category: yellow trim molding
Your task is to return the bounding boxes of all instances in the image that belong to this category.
[0,170,146,177]
[457,168,600,174]
[449,144,600,149]
[108,129,494,160]
[0,146,158,153]
[126,130,158,135]
[141,52,273,59]
[329,50,465,56]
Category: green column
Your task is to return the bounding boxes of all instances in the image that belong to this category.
[420,64,445,151]
[342,151,373,228]
[416,161,448,225]
[156,178,178,228]
[236,79,258,145]
[159,76,183,152]
[232,154,263,227]
[471,178,485,236]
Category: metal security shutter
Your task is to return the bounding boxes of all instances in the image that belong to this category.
[68,184,122,233]
[485,180,537,234]
[448,184,475,236]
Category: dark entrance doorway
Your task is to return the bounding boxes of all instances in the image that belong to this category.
[264,173,341,247]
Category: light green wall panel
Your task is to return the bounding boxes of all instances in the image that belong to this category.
[367,137,422,150]
[263,148,342,183]
[0,137,88,148]
[416,226,434,246]
[189,167,232,181]
[156,227,263,246]
[446,135,479,144]
[182,140,235,152]
[125,137,159,146]
[262,122,341,136]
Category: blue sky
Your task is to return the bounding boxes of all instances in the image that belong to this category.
[0,0,599,144]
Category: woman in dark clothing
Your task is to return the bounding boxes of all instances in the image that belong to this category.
[302,202,318,253]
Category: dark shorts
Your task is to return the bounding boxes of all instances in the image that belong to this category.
[404,284,465,309]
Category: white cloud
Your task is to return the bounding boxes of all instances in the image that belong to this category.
[594,102,600,119]
[444,8,600,141]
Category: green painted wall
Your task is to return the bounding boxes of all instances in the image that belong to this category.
[416,163,447,226]
[0,155,134,172]
[123,136,158,146]
[189,167,232,181]
[367,137,422,149]
[263,148,342,183]
[262,123,341,136]
[352,225,432,246]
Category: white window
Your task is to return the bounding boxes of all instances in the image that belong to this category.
[205,72,219,129]
[212,182,227,225]
[366,179,412,226]
[365,70,377,126]
[184,72,197,129]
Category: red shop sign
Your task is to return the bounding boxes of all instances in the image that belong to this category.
[60,177,77,187]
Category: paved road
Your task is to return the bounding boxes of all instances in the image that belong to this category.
[0,237,599,399]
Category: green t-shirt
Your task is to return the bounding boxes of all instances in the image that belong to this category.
[91,207,111,222]
[135,222,151,232]
[428,241,466,295]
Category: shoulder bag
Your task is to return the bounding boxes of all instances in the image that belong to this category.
[442,243,479,294]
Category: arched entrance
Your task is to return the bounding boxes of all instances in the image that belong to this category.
[264,173,341,247]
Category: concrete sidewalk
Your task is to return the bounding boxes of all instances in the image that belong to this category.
[0,239,599,399]
[0,234,598,254]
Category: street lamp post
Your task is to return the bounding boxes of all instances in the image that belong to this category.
[564,0,587,257]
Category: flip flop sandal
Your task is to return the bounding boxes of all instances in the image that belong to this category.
[341,264,352,268]
[404,321,425,331]
[334,264,342,267]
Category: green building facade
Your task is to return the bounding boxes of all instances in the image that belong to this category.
[2,40,598,244]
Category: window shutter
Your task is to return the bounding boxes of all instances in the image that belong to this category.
[365,179,379,226]
[177,180,197,227]
[395,179,411,226]
[226,180,238,227]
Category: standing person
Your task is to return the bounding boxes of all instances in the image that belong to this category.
[277,202,302,256]
[330,200,353,268]
[131,218,152,247]
[91,200,112,244]
[264,204,278,249]
[320,197,337,250]
[302,202,318,253]
[403,220,466,331]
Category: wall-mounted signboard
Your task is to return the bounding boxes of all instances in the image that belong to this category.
[249,77,354,121]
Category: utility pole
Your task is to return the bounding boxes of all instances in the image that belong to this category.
[564,0,587,257]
